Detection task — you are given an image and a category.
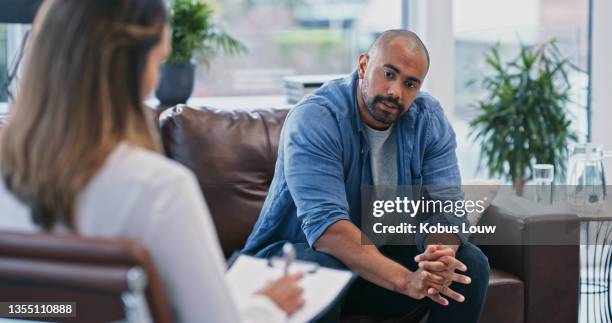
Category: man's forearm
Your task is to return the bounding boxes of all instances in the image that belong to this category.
[314,220,409,292]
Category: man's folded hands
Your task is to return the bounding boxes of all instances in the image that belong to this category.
[412,245,472,305]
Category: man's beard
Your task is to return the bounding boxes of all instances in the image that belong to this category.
[362,87,404,126]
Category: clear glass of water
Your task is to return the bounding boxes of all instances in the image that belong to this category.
[533,164,554,203]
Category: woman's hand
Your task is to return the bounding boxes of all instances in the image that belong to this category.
[257,272,305,315]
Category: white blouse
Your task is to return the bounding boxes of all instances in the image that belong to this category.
[0,143,286,323]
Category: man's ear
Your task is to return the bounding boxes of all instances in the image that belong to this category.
[357,54,369,79]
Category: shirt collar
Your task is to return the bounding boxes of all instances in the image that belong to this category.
[349,70,365,134]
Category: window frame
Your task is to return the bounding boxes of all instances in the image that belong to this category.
[0,24,29,112]
[0,0,40,112]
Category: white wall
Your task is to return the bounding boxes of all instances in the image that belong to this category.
[591,0,612,178]
[408,0,456,119]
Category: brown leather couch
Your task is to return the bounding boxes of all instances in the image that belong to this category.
[159,105,580,323]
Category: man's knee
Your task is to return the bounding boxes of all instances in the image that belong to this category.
[272,242,346,270]
[457,243,490,292]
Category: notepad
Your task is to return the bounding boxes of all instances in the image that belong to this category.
[226,255,355,323]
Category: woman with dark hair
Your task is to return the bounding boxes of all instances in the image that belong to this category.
[0,1,303,322]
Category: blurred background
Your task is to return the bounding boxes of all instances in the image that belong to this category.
[1,0,608,182]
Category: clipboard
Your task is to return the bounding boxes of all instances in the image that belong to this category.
[226,253,356,323]
[227,251,321,274]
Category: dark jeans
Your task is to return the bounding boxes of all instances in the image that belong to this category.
[266,242,490,323]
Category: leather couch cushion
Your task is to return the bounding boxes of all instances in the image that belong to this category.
[159,105,288,256]
[477,205,579,323]
[480,269,524,323]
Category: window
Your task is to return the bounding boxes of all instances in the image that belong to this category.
[192,0,405,97]
[0,0,41,113]
[452,0,590,179]
[1,24,7,103]
[0,24,29,114]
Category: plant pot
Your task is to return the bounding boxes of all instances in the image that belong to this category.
[155,62,196,107]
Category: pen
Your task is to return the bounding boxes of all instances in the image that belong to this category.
[282,242,295,276]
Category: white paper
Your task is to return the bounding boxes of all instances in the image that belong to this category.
[226,255,353,323]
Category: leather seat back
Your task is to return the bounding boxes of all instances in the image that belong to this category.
[159,105,288,256]
[0,230,173,323]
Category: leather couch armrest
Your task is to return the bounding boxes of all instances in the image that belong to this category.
[473,205,580,323]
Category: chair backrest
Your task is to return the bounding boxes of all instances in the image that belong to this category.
[0,230,173,323]
[159,105,289,256]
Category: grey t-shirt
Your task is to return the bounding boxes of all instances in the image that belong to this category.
[364,124,398,185]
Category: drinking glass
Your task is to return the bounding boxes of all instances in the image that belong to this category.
[533,164,554,203]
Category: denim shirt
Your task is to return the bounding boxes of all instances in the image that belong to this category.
[242,71,467,256]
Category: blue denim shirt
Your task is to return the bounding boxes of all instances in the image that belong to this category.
[242,71,467,256]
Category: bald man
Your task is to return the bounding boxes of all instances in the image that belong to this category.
[243,30,490,323]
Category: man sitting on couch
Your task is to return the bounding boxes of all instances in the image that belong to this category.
[242,30,490,323]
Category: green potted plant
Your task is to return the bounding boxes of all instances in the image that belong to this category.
[155,0,246,106]
[469,39,581,194]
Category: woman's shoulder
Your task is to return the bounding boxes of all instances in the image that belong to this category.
[76,143,204,235]
[101,142,196,188]
[80,143,201,209]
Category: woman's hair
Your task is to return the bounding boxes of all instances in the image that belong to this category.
[0,0,168,230]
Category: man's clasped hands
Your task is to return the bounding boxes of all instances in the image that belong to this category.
[398,244,472,306]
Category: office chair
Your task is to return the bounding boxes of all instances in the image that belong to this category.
[0,230,173,323]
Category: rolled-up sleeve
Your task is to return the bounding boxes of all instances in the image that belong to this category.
[282,103,351,248]
[415,101,469,251]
